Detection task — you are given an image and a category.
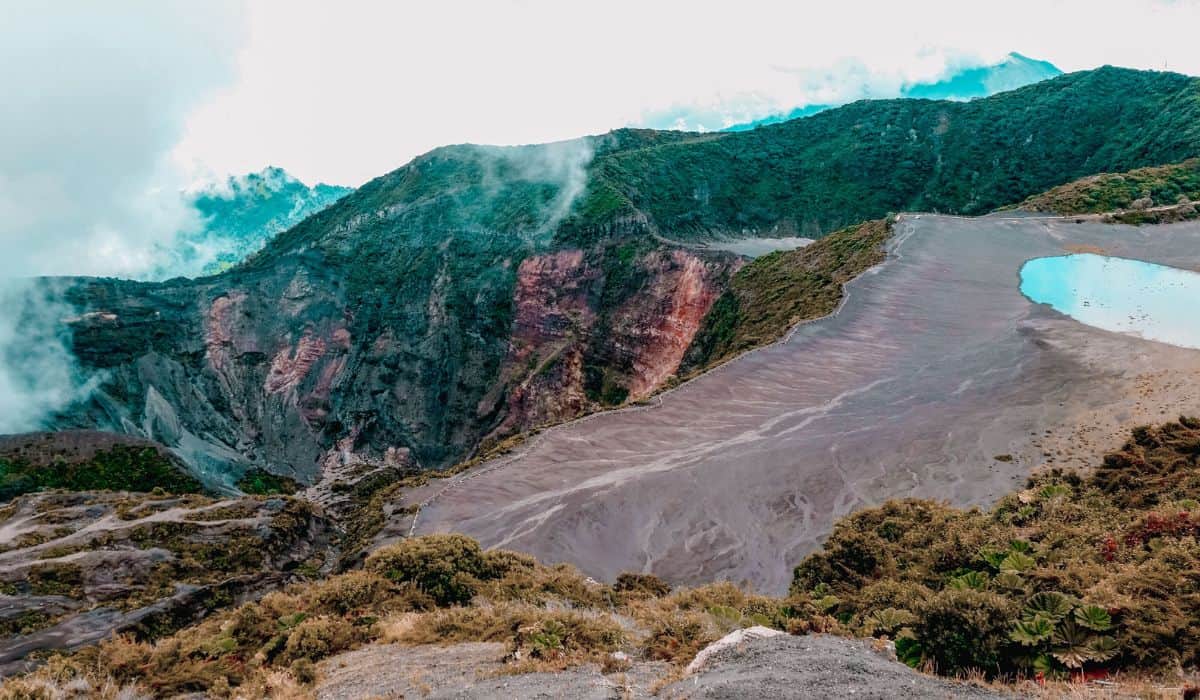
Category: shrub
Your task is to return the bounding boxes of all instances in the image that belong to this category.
[400,603,527,645]
[1008,592,1117,674]
[314,570,398,615]
[235,468,300,496]
[911,588,1017,675]
[478,560,609,608]
[290,658,317,685]
[280,616,359,664]
[513,612,624,660]
[481,549,538,578]
[614,572,671,598]
[642,612,713,664]
[366,534,487,606]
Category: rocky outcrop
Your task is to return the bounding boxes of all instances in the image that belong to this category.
[59,260,352,487]
[662,635,1011,699]
[52,222,737,492]
[483,244,734,444]
[0,488,333,674]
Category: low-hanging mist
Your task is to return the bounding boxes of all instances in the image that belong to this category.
[0,280,100,434]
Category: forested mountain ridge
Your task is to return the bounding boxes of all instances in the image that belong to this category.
[568,66,1200,239]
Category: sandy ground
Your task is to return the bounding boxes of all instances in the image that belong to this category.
[402,214,1200,594]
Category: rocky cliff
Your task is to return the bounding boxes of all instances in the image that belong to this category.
[51,139,741,489]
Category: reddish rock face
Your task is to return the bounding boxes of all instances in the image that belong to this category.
[266,331,328,395]
[486,249,600,437]
[623,249,731,400]
[204,291,247,376]
[488,244,737,442]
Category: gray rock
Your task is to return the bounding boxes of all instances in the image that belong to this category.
[662,634,1019,699]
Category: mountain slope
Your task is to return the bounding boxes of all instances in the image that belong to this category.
[45,67,1200,490]
[903,52,1061,100]
[577,67,1200,238]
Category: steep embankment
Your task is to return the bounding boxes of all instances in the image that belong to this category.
[47,67,1200,492]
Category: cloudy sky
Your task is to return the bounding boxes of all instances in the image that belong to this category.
[3,0,1200,277]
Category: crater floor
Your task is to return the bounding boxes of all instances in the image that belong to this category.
[408,214,1200,594]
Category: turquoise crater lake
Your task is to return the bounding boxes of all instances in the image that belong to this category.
[1020,254,1200,350]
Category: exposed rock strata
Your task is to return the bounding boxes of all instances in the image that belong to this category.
[0,488,332,674]
[53,238,736,490]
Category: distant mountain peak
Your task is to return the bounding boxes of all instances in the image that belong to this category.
[901,52,1063,101]
[648,53,1063,133]
[152,168,352,279]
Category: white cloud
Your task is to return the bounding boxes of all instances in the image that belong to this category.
[5,0,1200,271]
[0,0,245,279]
[172,0,1200,187]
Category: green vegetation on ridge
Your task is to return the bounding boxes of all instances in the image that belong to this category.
[236,468,301,496]
[682,219,891,372]
[1019,158,1200,216]
[0,445,201,503]
[571,67,1200,239]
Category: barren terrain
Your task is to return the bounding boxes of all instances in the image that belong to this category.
[404,214,1200,593]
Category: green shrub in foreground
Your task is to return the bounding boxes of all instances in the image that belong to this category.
[366,533,488,605]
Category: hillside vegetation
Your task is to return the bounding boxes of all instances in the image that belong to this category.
[568,67,1200,240]
[0,433,202,503]
[4,418,1198,696]
[682,219,891,372]
[795,418,1200,677]
[1019,158,1200,222]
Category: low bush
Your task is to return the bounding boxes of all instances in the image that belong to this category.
[280,616,360,664]
[614,571,671,599]
[366,533,487,605]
